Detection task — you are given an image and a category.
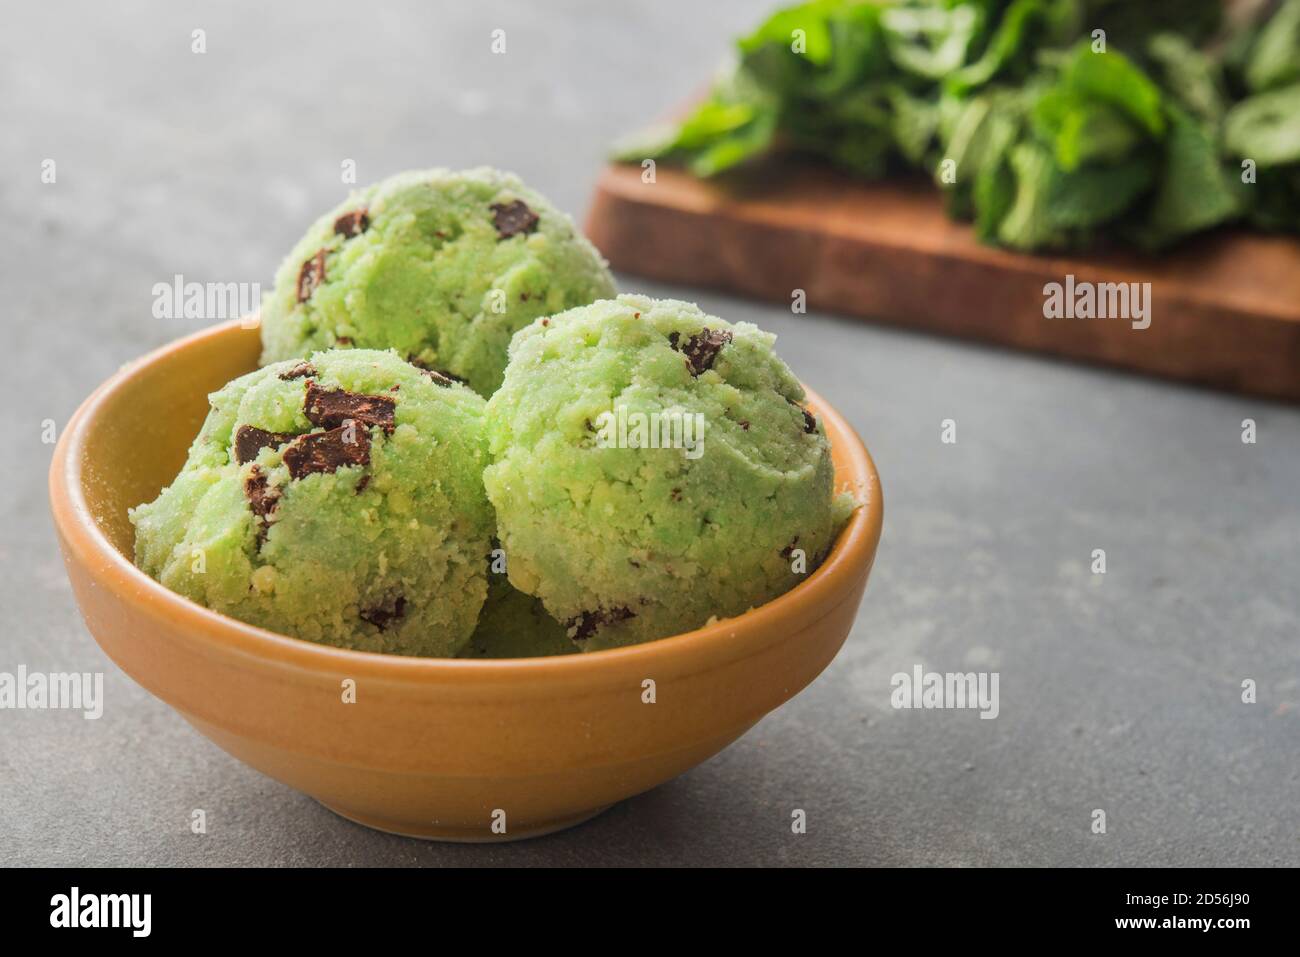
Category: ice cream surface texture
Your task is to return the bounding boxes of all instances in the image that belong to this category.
[130,349,494,656]
[258,168,616,395]
[483,294,852,650]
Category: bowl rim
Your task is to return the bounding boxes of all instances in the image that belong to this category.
[50,319,883,681]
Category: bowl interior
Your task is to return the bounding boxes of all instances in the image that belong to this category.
[80,325,261,556]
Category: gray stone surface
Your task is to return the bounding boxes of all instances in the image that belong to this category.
[2,0,1296,867]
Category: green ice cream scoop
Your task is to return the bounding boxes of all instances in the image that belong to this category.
[483,294,852,651]
[130,348,494,656]
[258,167,616,396]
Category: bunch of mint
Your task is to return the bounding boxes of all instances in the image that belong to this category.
[615,0,1300,252]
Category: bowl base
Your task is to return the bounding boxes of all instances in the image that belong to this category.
[318,800,614,843]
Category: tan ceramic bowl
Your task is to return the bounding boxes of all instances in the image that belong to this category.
[49,319,883,841]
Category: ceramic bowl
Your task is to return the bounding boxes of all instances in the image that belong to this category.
[48,319,883,841]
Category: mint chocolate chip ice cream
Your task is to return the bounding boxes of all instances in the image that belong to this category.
[482,294,853,651]
[258,168,616,395]
[130,348,494,656]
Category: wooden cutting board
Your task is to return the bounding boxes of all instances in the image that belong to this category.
[585,159,1300,402]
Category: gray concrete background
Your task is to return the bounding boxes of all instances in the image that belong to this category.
[2,0,1296,867]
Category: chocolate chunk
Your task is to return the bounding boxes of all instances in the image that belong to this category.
[335,336,353,346]
[406,355,462,386]
[565,606,635,643]
[304,382,396,433]
[244,465,280,541]
[489,200,539,239]
[296,249,328,303]
[279,361,317,381]
[234,425,296,465]
[354,474,370,495]
[780,536,800,559]
[801,408,817,434]
[283,426,370,479]
[675,328,732,376]
[333,208,370,238]
[738,420,750,431]
[360,595,406,631]
[421,369,458,387]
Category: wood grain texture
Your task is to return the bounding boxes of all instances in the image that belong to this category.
[586,160,1300,401]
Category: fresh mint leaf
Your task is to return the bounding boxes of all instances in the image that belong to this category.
[881,4,980,80]
[1032,89,1139,170]
[1225,83,1300,167]
[1146,33,1225,124]
[1045,155,1155,228]
[1136,109,1240,248]
[998,143,1064,249]
[972,111,1022,240]
[946,0,1081,94]
[1060,44,1165,137]
[1245,0,1300,93]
